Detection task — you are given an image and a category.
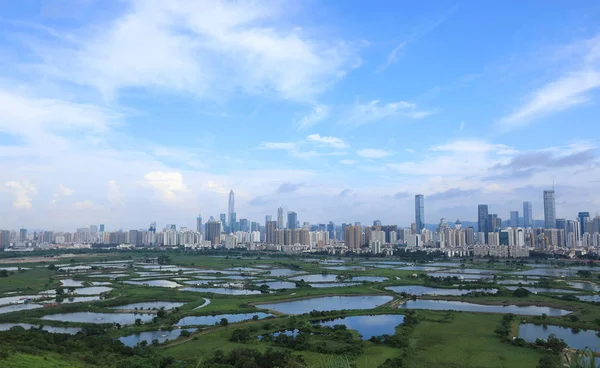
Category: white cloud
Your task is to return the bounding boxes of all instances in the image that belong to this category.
[430,140,517,154]
[28,0,360,101]
[144,171,188,201]
[343,100,433,126]
[57,184,74,197]
[377,42,407,73]
[357,149,391,158]
[501,34,600,128]
[405,148,415,153]
[107,180,124,206]
[306,134,348,149]
[459,122,465,131]
[298,105,330,129]
[340,159,357,165]
[259,142,298,150]
[4,181,37,208]
[72,200,96,209]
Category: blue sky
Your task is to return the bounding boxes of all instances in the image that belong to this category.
[1,0,600,231]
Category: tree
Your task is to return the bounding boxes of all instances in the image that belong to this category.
[220,318,229,326]
[135,318,142,326]
[55,287,65,295]
[156,310,166,319]
[512,287,531,298]
[0,270,8,277]
[180,330,191,338]
[536,354,559,368]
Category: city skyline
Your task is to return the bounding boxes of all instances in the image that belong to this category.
[1,2,600,230]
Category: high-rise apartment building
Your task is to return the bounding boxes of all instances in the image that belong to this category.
[543,190,556,229]
[266,221,278,244]
[19,228,27,241]
[415,194,425,234]
[277,207,284,229]
[99,224,105,233]
[227,190,235,227]
[205,218,221,245]
[510,211,519,227]
[344,225,362,250]
[523,202,533,228]
[287,211,298,230]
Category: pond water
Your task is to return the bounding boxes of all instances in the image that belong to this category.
[124,280,181,288]
[350,276,387,282]
[42,312,155,325]
[510,269,579,277]
[0,323,81,334]
[262,281,297,289]
[386,286,497,296]
[518,324,600,351]
[267,269,302,277]
[109,301,185,310]
[577,295,600,303]
[439,268,498,275]
[567,282,600,292]
[324,266,367,271]
[289,274,340,283]
[0,295,44,306]
[180,287,262,295]
[183,280,222,286]
[175,312,272,326]
[91,282,112,286]
[225,267,263,273]
[118,328,197,347]
[398,300,571,316]
[54,296,102,304]
[314,314,406,340]
[87,274,127,279]
[58,266,91,271]
[0,303,44,314]
[256,295,393,315]
[427,262,463,267]
[398,266,446,271]
[362,261,408,266]
[0,267,29,271]
[309,283,360,288]
[60,279,84,287]
[73,286,113,295]
[259,329,300,339]
[504,286,578,294]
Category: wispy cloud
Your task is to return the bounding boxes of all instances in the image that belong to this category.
[501,34,600,128]
[298,105,330,130]
[430,140,517,154]
[277,182,304,194]
[377,4,459,72]
[340,159,357,165]
[343,100,434,126]
[357,148,391,158]
[306,134,348,149]
[23,0,361,102]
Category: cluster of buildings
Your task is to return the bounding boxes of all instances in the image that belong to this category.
[1,189,599,258]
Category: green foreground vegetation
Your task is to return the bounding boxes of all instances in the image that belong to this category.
[0,250,599,367]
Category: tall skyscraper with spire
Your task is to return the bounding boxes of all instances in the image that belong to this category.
[228,190,235,227]
[415,194,424,234]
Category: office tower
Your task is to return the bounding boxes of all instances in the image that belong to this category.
[265,215,272,227]
[196,214,203,233]
[543,190,556,229]
[99,224,105,233]
[415,194,425,234]
[90,225,98,233]
[228,190,235,226]
[555,218,566,247]
[277,207,284,229]
[523,202,533,228]
[205,217,221,245]
[327,222,335,240]
[287,211,298,230]
[19,228,27,241]
[239,218,249,232]
[510,211,519,227]
[478,205,488,242]
[488,214,499,232]
[219,214,227,230]
[578,212,590,235]
[344,225,362,250]
[373,220,382,227]
[266,221,278,243]
[0,230,10,249]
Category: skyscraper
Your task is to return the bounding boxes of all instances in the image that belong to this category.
[543,190,556,229]
[344,225,362,250]
[19,228,27,241]
[265,215,272,227]
[228,190,235,226]
[287,211,298,230]
[523,202,533,228]
[266,221,277,244]
[196,214,203,233]
[510,211,519,227]
[415,194,425,234]
[277,207,284,229]
[578,212,590,235]
[477,205,488,235]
